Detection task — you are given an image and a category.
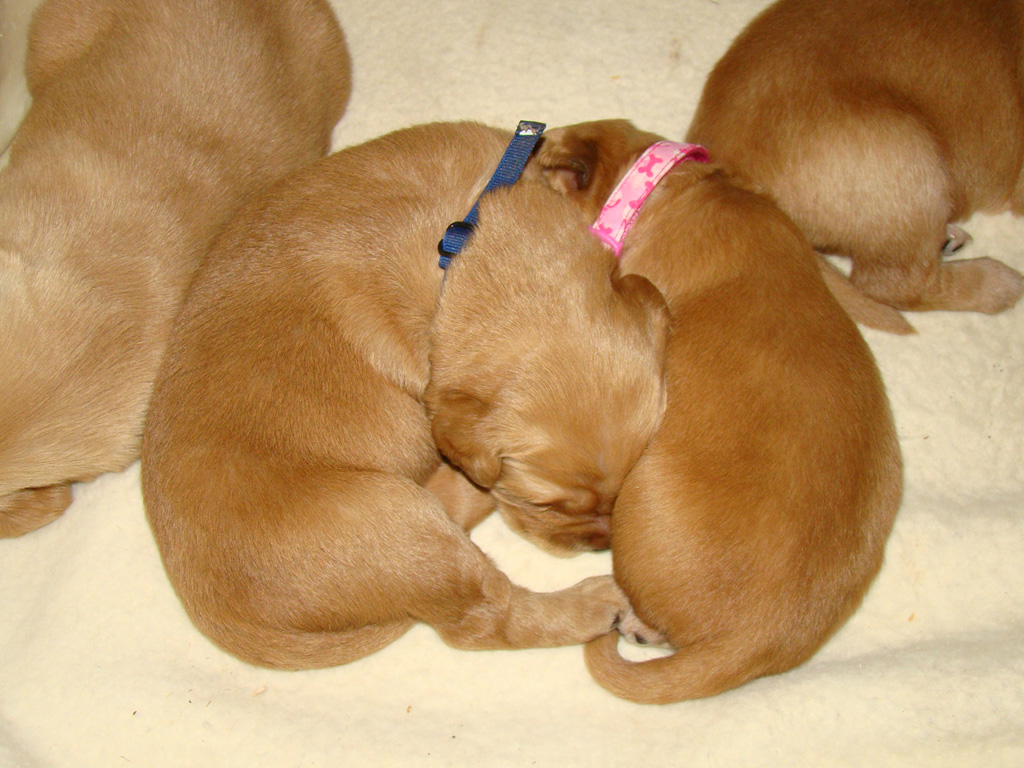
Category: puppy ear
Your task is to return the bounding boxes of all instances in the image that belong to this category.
[430,391,503,489]
[615,273,671,350]
[529,120,662,210]
[531,131,599,193]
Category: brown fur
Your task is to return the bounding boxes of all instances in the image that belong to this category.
[0,0,350,537]
[534,120,903,704]
[426,192,669,555]
[141,121,669,669]
[687,0,1024,333]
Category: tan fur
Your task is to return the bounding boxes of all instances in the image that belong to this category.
[687,0,1024,333]
[141,122,669,668]
[535,121,903,704]
[0,0,350,537]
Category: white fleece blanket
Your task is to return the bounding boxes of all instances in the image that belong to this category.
[2,0,1022,766]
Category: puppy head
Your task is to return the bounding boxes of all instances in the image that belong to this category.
[525,119,666,219]
[426,182,668,554]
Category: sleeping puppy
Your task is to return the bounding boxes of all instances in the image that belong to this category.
[687,0,1024,333]
[0,0,350,537]
[426,190,670,554]
[141,121,669,669]
[533,120,902,704]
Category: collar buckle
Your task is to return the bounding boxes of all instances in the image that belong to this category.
[437,220,477,269]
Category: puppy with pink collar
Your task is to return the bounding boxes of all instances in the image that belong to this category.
[533,120,902,704]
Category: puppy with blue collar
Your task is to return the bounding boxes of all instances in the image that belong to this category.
[142,120,669,668]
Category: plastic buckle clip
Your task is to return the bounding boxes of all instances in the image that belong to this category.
[437,220,477,269]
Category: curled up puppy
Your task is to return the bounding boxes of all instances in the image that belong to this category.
[687,0,1024,333]
[141,121,669,669]
[532,120,903,704]
[426,191,671,555]
[0,0,350,537]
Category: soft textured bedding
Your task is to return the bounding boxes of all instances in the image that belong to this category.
[1,0,1022,766]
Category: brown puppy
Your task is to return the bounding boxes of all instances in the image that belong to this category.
[426,193,670,554]
[533,120,902,704]
[141,121,669,669]
[0,0,350,537]
[687,0,1024,333]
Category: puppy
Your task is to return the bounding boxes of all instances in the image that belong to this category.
[0,0,350,537]
[687,0,1024,333]
[533,120,902,704]
[426,195,670,554]
[141,121,669,669]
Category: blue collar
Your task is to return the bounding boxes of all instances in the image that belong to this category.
[437,120,546,269]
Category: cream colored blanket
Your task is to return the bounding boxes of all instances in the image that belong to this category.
[1,0,1022,765]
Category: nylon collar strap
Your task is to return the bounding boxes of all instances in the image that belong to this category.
[437,120,546,269]
[590,141,709,257]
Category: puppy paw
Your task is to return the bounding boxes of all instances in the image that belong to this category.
[567,575,631,635]
[942,224,971,256]
[969,257,1024,313]
[615,606,670,648]
[919,257,1024,313]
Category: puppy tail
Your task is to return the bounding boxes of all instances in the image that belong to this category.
[584,632,769,705]
[817,255,916,335]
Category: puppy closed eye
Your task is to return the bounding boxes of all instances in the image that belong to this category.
[544,488,600,517]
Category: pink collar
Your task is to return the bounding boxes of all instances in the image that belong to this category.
[589,141,709,257]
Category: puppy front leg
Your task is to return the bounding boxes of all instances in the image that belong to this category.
[300,473,624,653]
[420,467,627,648]
[412,542,628,650]
[853,254,1024,314]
